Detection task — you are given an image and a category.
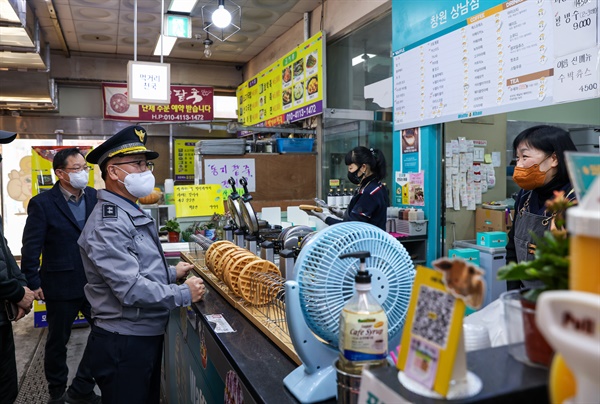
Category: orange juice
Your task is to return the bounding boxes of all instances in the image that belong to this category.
[569,235,600,294]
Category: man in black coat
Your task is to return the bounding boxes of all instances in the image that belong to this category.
[21,147,99,404]
[0,129,35,404]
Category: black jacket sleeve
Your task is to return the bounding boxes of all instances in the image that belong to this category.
[0,231,27,303]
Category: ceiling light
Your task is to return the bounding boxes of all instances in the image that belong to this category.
[153,35,177,56]
[212,0,231,28]
[167,0,198,13]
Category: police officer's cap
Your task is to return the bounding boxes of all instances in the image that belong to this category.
[86,125,159,166]
[0,130,17,144]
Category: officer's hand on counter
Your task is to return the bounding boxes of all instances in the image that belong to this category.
[185,276,206,303]
[175,261,194,281]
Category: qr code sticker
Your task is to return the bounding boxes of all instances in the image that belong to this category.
[411,285,456,349]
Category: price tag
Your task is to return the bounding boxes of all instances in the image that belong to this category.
[174,184,225,217]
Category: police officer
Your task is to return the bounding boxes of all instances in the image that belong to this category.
[78,125,206,404]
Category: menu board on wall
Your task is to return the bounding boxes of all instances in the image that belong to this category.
[393,0,600,131]
[102,83,214,122]
[236,31,324,128]
[173,139,196,181]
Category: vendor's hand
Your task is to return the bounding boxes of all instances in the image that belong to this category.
[175,262,194,280]
[306,208,332,223]
[185,276,206,303]
[330,207,345,218]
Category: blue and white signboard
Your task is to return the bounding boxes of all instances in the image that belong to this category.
[392,0,600,131]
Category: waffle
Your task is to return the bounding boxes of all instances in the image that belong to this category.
[214,246,246,280]
[204,241,235,275]
[221,250,254,286]
[225,254,261,295]
[237,259,281,305]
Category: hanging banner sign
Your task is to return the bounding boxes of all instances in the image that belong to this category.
[392,0,600,131]
[236,31,324,128]
[102,82,214,122]
[174,184,225,217]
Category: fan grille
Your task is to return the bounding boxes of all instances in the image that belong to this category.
[294,222,415,348]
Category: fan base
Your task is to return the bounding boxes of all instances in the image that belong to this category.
[398,370,483,399]
[283,364,337,403]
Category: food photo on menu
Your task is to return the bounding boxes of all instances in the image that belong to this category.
[282,66,292,85]
[306,76,318,97]
[293,81,304,104]
[282,88,292,108]
[306,52,317,70]
[293,59,304,81]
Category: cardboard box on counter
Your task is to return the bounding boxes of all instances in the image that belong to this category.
[476,207,513,233]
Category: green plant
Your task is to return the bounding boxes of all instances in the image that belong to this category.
[160,219,180,233]
[497,190,576,302]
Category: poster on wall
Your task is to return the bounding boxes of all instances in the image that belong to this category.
[203,158,256,196]
[236,31,324,128]
[173,139,196,181]
[392,0,600,131]
[102,83,214,122]
[31,146,94,196]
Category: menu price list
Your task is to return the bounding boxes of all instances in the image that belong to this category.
[393,0,599,130]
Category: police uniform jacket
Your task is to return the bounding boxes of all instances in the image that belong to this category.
[78,189,192,336]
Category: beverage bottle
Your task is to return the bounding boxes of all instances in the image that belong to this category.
[343,188,351,208]
[334,188,343,208]
[327,188,335,207]
[338,251,388,375]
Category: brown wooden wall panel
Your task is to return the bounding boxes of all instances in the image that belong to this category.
[202,153,317,211]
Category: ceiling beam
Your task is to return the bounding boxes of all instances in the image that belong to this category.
[45,0,70,57]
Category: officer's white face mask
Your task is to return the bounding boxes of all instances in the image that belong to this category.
[113,166,155,198]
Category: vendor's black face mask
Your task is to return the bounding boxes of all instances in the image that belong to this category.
[347,167,362,185]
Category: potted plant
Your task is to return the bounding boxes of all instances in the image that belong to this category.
[160,219,181,243]
[497,190,576,366]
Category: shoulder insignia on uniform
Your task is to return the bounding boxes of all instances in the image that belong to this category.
[102,203,118,219]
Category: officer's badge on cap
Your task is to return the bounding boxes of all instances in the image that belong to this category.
[86,125,159,165]
[0,130,17,144]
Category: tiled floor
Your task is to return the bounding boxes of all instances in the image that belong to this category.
[13,311,93,404]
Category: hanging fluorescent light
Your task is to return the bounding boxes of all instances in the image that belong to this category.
[212,0,231,28]
[168,0,198,13]
[153,35,177,56]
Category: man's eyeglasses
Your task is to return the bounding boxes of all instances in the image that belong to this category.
[62,166,91,173]
[111,160,155,172]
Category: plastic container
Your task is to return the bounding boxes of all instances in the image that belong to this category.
[338,251,388,375]
[276,138,314,153]
[395,219,427,236]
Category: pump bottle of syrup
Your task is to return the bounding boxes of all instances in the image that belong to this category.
[338,251,388,375]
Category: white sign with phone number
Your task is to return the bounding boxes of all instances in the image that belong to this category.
[203,158,256,192]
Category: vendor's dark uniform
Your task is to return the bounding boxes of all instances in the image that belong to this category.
[506,181,575,289]
[78,127,192,404]
[325,175,389,230]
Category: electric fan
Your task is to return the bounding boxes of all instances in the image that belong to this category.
[284,222,415,403]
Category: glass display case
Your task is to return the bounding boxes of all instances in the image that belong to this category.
[321,113,393,201]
